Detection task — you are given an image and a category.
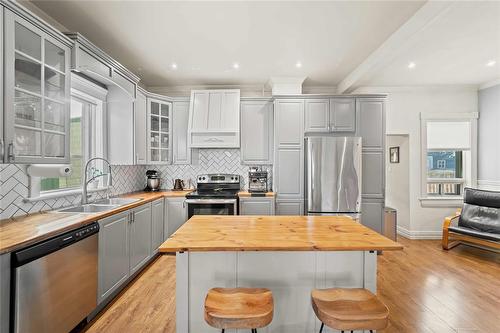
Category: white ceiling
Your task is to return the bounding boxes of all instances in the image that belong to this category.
[30,0,425,88]
[356,1,500,87]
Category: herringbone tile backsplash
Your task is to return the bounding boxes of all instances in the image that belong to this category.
[147,149,272,191]
[0,149,272,220]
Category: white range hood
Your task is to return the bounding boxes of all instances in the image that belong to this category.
[187,89,241,148]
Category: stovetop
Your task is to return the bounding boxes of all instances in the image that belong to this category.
[185,189,239,199]
[186,174,241,199]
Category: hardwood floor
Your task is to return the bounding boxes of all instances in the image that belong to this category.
[84,238,500,333]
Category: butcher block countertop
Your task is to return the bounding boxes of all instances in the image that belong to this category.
[237,191,275,197]
[159,215,403,252]
[0,190,192,254]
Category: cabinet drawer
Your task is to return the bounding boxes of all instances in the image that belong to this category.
[190,132,239,148]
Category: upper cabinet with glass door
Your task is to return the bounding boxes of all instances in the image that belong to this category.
[147,98,172,164]
[3,10,72,164]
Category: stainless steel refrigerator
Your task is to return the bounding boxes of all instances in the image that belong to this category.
[305,136,362,216]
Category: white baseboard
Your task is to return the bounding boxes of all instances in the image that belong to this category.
[477,180,500,191]
[397,226,442,240]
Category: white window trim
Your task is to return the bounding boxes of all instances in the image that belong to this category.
[26,74,108,201]
[419,112,478,207]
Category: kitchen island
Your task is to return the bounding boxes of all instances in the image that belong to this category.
[159,215,402,333]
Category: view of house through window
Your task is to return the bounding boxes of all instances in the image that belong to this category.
[424,119,474,197]
[41,89,104,193]
[427,151,464,195]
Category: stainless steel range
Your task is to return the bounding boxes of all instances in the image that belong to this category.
[185,174,241,219]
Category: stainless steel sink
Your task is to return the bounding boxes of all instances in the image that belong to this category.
[58,204,119,214]
[94,198,143,206]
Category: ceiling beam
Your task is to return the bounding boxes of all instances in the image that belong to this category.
[337,1,454,94]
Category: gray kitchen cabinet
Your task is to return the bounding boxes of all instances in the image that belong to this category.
[358,98,385,149]
[276,148,303,199]
[275,99,304,147]
[151,198,165,253]
[239,196,275,215]
[3,9,72,164]
[274,99,305,200]
[67,33,139,99]
[165,197,187,238]
[362,151,385,198]
[276,200,304,215]
[330,98,356,132]
[134,88,148,165]
[98,211,130,304]
[305,99,329,132]
[129,203,152,275]
[361,199,385,234]
[240,100,273,164]
[0,253,10,333]
[147,97,172,164]
[0,5,4,161]
[172,100,191,164]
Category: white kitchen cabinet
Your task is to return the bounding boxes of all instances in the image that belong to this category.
[305,99,329,132]
[165,197,187,238]
[240,100,273,164]
[147,97,172,164]
[188,89,240,148]
[151,198,165,253]
[134,88,147,164]
[129,203,152,275]
[172,100,191,164]
[3,10,72,164]
[330,98,356,132]
[239,196,275,215]
[276,200,304,215]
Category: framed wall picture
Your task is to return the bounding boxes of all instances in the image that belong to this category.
[390,147,400,163]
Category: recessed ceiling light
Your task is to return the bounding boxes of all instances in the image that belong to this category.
[408,62,416,69]
[486,60,497,67]
[232,62,240,69]
[171,63,178,70]
[295,61,302,68]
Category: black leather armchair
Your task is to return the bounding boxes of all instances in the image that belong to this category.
[442,188,500,251]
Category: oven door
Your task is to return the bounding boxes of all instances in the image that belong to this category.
[185,199,238,219]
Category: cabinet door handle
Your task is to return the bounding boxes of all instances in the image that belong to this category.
[7,142,15,162]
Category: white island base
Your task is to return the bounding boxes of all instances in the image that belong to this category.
[175,251,377,333]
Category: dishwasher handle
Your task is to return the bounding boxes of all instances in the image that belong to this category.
[12,222,99,268]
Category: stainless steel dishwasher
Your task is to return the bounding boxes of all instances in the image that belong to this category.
[12,222,99,333]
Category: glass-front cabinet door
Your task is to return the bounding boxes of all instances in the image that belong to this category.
[3,11,71,163]
[147,98,172,164]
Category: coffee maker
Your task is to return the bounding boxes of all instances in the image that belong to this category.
[248,167,268,193]
[145,170,160,191]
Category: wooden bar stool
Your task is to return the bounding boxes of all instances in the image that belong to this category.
[204,288,274,333]
[311,288,389,333]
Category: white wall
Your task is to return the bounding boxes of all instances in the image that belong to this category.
[354,86,478,238]
[478,84,500,191]
[386,135,410,231]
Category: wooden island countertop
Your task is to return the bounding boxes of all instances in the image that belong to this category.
[159,215,403,252]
